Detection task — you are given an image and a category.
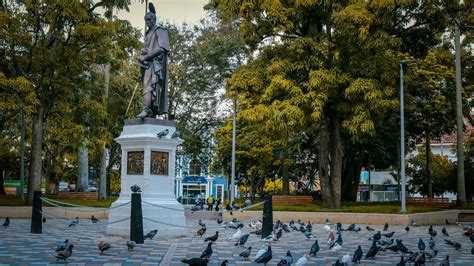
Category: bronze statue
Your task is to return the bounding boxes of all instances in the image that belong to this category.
[137,3,169,118]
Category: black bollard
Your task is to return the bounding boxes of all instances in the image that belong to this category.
[130,192,144,244]
[30,191,42,234]
[261,194,273,238]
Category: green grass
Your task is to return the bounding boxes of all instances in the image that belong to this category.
[248,202,443,214]
[0,195,25,206]
[0,195,118,207]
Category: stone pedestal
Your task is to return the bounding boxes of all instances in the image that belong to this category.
[107,118,186,237]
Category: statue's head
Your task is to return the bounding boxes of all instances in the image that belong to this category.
[145,2,157,29]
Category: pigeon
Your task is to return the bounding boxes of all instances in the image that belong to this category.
[396,255,405,266]
[425,248,438,260]
[370,231,381,241]
[333,259,344,266]
[407,252,418,264]
[220,260,228,266]
[383,223,389,231]
[199,219,206,227]
[444,239,461,250]
[126,240,136,251]
[304,230,314,239]
[200,242,213,259]
[378,238,394,247]
[55,239,69,252]
[157,129,169,138]
[309,240,319,256]
[235,234,250,246]
[330,243,342,254]
[42,217,46,223]
[341,252,351,263]
[205,231,218,242]
[231,229,243,240]
[396,239,412,254]
[383,231,395,238]
[385,244,399,252]
[276,228,283,240]
[277,250,293,266]
[417,238,425,251]
[442,227,449,237]
[216,218,223,224]
[250,229,262,235]
[295,255,307,266]
[428,236,436,249]
[130,184,142,193]
[2,217,10,228]
[411,220,420,227]
[471,247,474,255]
[91,215,99,223]
[336,222,342,232]
[352,245,363,263]
[470,234,474,243]
[144,229,158,239]
[98,241,111,254]
[171,130,180,139]
[239,246,252,260]
[366,225,375,231]
[255,245,272,265]
[181,258,209,266]
[329,234,343,249]
[365,240,379,259]
[428,225,437,237]
[327,231,335,243]
[414,252,426,265]
[405,225,410,233]
[197,227,207,237]
[69,217,79,227]
[439,255,450,266]
[55,244,74,262]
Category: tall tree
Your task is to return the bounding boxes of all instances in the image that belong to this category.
[0,0,138,204]
[207,0,450,208]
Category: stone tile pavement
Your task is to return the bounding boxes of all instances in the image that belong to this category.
[0,217,473,265]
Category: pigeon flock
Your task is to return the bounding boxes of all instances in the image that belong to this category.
[1,216,474,264]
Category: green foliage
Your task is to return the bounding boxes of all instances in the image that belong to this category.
[408,146,457,196]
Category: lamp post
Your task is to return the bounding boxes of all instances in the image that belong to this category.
[399,58,414,213]
[230,98,236,202]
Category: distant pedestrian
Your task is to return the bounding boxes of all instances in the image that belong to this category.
[207,195,214,211]
[215,196,222,211]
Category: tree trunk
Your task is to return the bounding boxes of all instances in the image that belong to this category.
[426,132,433,197]
[319,111,342,209]
[341,148,362,201]
[27,106,44,205]
[77,141,89,192]
[0,170,6,196]
[282,163,289,195]
[99,63,110,200]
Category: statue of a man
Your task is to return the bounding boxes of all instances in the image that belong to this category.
[137,3,169,118]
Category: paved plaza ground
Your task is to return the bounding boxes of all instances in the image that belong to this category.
[0,217,473,265]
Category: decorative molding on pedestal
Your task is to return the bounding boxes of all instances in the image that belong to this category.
[107,119,186,237]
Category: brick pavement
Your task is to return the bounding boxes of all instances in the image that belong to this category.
[0,217,473,265]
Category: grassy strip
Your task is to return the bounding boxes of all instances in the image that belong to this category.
[247,203,442,214]
[0,195,118,208]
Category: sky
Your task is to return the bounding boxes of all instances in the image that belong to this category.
[115,0,209,32]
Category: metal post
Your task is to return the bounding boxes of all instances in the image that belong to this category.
[400,60,407,213]
[20,109,25,200]
[262,194,273,238]
[454,21,466,206]
[30,191,42,234]
[130,192,144,244]
[230,98,237,202]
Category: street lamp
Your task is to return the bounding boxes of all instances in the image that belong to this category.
[230,98,237,202]
[399,57,414,213]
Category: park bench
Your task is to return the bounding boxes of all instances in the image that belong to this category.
[272,195,313,205]
[57,192,98,201]
[407,197,450,208]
